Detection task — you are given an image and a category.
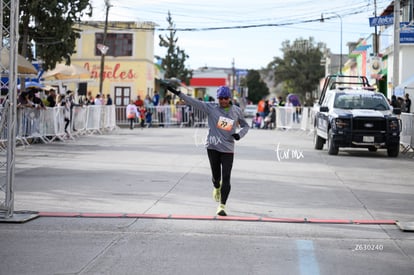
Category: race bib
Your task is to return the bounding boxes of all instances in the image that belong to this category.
[217,116,234,131]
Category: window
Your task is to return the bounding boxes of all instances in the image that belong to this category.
[195,88,206,99]
[401,1,414,22]
[95,33,133,56]
[115,86,131,106]
[334,93,390,110]
[322,92,334,107]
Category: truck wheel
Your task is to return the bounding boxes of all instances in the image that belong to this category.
[327,129,339,155]
[387,145,399,157]
[314,130,324,150]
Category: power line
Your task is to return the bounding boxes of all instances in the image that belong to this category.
[104,0,390,29]
[81,8,372,32]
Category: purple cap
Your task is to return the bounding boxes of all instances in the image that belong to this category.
[216,86,231,98]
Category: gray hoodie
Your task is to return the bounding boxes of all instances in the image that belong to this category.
[178,93,249,153]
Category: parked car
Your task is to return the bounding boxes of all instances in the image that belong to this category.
[243,104,258,118]
[314,75,401,157]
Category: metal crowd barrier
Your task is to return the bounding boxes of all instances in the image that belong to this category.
[0,103,412,151]
[115,104,209,128]
[0,105,116,146]
[400,113,414,152]
[275,107,303,130]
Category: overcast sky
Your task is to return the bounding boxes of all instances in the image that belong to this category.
[88,0,391,70]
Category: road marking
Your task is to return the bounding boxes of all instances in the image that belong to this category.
[296,240,320,275]
[35,212,396,225]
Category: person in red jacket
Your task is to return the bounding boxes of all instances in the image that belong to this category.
[138,105,146,129]
[134,95,144,107]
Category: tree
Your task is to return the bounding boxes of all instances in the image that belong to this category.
[11,0,92,70]
[244,70,269,104]
[158,11,192,85]
[266,37,325,103]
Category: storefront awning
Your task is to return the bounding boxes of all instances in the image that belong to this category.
[349,45,372,57]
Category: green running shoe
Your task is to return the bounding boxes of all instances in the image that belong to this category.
[216,204,227,216]
[212,181,221,202]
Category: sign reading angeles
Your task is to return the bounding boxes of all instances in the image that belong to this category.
[369,15,394,27]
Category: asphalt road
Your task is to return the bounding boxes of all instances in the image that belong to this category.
[0,127,413,275]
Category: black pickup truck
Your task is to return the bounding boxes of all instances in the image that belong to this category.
[313,75,401,157]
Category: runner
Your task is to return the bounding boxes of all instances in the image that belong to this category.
[162,82,249,216]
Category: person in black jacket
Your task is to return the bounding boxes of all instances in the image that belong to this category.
[47,89,57,107]
[404,94,411,113]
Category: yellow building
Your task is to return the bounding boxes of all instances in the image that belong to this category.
[70,21,157,105]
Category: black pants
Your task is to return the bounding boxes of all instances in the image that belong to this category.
[128,118,134,129]
[64,118,70,133]
[207,149,234,205]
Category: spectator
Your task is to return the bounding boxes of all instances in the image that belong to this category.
[144,95,153,108]
[46,89,57,107]
[157,98,168,127]
[278,96,286,129]
[106,94,113,105]
[278,96,286,106]
[398,97,405,112]
[126,99,140,130]
[263,100,270,118]
[257,98,265,119]
[152,91,160,106]
[134,95,143,107]
[61,91,73,134]
[145,109,153,128]
[101,94,107,105]
[30,89,46,109]
[263,107,276,129]
[42,89,50,107]
[87,91,95,105]
[17,91,33,108]
[94,94,102,105]
[138,105,146,129]
[390,95,400,108]
[404,94,411,113]
[233,98,240,107]
[252,112,263,129]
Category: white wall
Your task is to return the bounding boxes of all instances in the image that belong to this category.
[192,69,229,78]
[385,45,414,98]
[400,46,414,83]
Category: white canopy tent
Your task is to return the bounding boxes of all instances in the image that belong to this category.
[42,63,95,96]
[0,48,37,75]
[395,75,414,109]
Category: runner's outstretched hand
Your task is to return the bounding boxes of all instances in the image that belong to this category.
[166,85,181,95]
[160,79,181,95]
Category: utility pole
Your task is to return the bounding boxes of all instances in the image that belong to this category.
[99,0,111,96]
[320,12,343,74]
[374,0,379,89]
[374,0,379,55]
[393,0,400,93]
[232,58,236,93]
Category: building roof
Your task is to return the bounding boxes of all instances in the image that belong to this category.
[190,78,226,86]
